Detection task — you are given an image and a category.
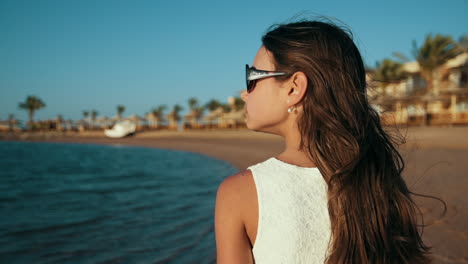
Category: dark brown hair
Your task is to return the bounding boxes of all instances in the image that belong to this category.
[262,20,431,263]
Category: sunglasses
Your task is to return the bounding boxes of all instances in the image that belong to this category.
[245,64,288,93]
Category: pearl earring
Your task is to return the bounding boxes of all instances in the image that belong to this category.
[288,107,294,113]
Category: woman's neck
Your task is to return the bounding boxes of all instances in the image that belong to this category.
[277,128,316,168]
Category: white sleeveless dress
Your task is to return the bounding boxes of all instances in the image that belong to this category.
[247,157,331,263]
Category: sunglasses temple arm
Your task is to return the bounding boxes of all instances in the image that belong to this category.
[248,72,287,81]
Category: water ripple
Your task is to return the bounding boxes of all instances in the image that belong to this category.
[0,141,238,264]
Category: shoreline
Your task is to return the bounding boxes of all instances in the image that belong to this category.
[1,126,468,170]
[0,129,284,170]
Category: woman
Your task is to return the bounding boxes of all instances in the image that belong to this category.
[215,19,430,263]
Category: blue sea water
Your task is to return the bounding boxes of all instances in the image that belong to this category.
[0,141,238,264]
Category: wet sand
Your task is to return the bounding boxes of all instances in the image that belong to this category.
[2,126,467,263]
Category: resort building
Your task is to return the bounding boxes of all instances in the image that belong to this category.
[145,112,162,129]
[368,52,468,126]
[203,107,224,128]
[166,111,180,130]
[0,119,21,132]
[183,109,203,129]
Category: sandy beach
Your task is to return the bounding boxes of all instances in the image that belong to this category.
[2,126,467,263]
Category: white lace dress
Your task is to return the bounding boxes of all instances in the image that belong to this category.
[247,157,331,263]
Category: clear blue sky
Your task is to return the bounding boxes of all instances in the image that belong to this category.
[1,0,466,122]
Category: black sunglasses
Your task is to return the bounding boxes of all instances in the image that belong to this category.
[245,64,288,93]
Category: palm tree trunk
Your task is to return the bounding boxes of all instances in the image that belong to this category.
[28,110,34,130]
[422,71,434,126]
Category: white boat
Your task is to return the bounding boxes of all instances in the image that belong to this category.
[104,120,136,138]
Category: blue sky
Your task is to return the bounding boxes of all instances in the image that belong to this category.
[1,0,466,122]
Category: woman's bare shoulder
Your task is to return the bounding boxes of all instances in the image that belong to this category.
[216,169,257,223]
[216,169,256,213]
[218,169,254,191]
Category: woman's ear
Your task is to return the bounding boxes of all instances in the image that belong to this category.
[287,71,308,104]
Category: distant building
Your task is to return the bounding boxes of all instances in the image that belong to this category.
[369,52,468,126]
[0,120,21,132]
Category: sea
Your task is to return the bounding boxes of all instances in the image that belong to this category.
[0,141,239,264]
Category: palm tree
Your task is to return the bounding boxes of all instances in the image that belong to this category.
[81,111,90,131]
[165,104,183,129]
[373,59,407,88]
[391,51,411,64]
[91,110,98,129]
[221,103,231,113]
[412,34,461,125]
[195,106,205,122]
[18,95,46,129]
[233,97,245,111]
[372,59,408,103]
[117,105,125,119]
[187,97,204,123]
[172,104,183,121]
[412,34,460,95]
[147,104,167,128]
[204,99,222,111]
[188,97,199,111]
[151,104,167,120]
[91,110,98,121]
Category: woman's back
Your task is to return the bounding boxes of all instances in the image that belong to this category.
[248,157,331,263]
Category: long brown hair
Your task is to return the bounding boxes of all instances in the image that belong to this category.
[262,20,431,263]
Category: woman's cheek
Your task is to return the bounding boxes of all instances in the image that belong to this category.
[246,103,259,119]
[245,103,258,125]
[249,103,269,126]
